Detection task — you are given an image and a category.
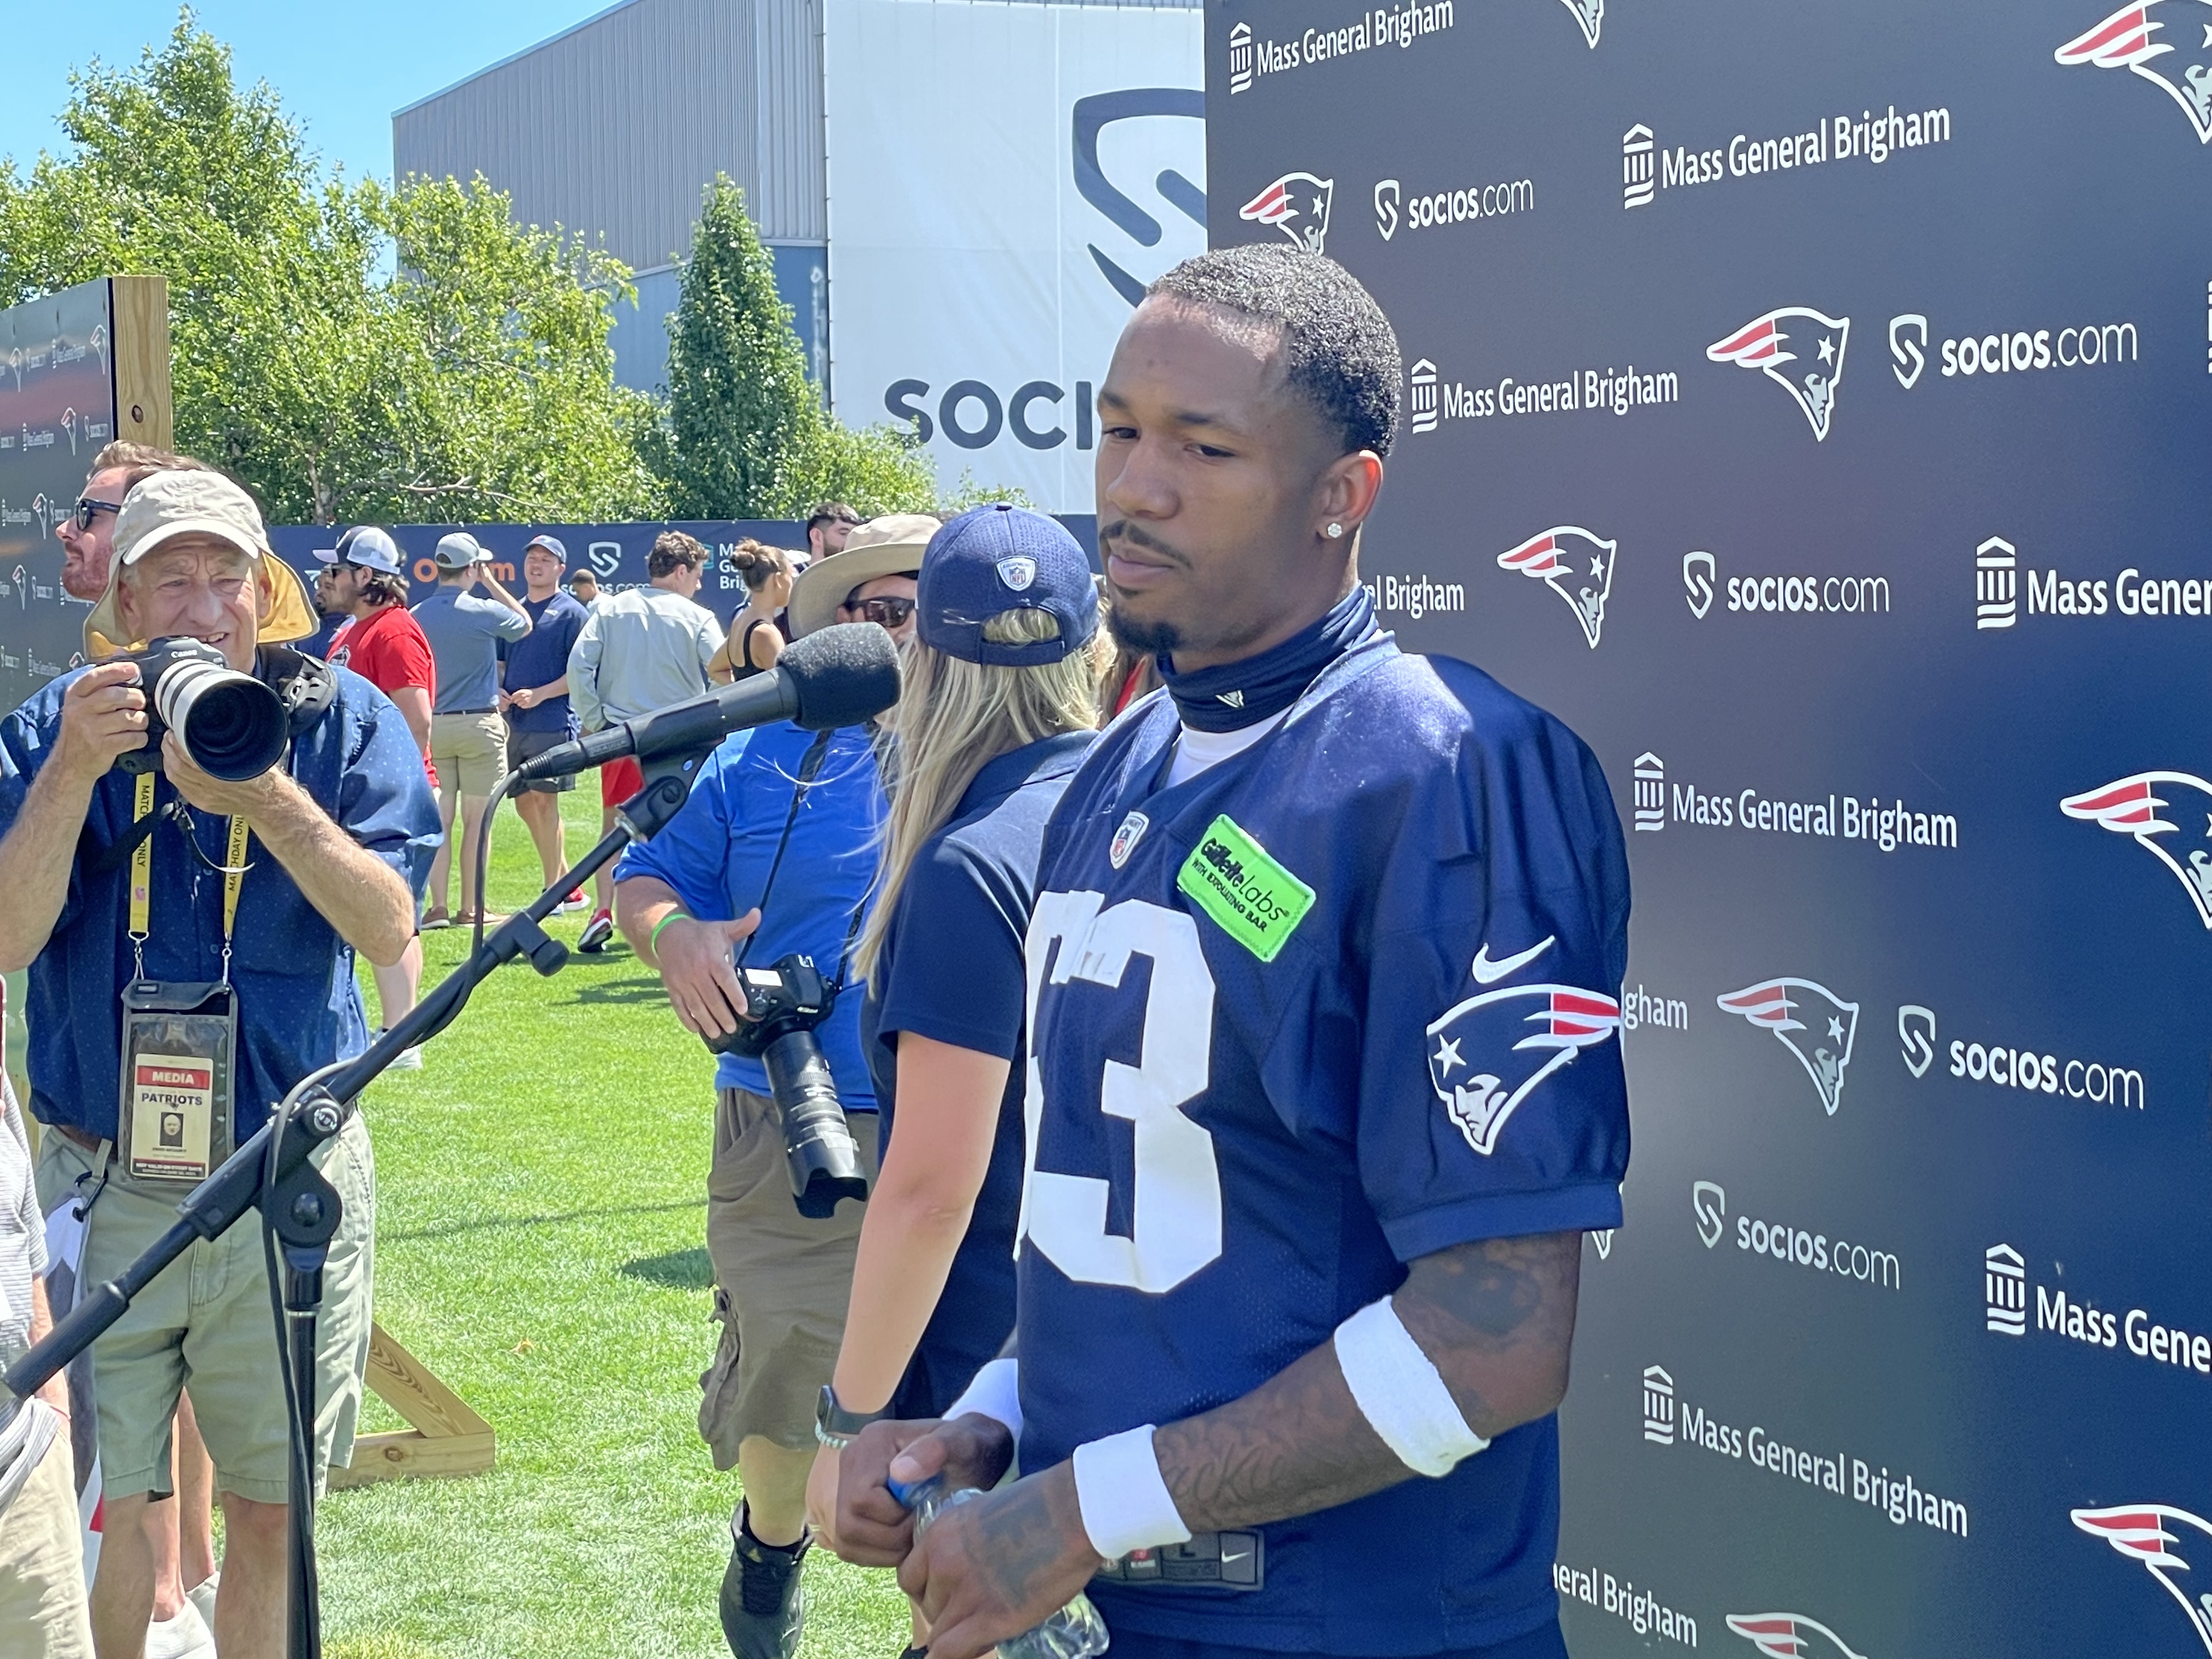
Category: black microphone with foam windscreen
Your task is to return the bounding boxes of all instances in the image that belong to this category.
[514,622,902,781]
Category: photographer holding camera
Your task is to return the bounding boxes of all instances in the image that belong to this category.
[612,514,934,1659]
[0,470,439,1659]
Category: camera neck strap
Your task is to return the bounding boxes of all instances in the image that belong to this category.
[127,772,249,985]
[735,728,866,990]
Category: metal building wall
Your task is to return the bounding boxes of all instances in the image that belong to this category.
[392,0,1197,266]
[392,0,826,270]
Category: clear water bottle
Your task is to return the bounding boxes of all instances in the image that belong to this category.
[891,1474,1111,1659]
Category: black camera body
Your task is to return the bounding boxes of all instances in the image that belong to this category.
[710,953,834,1060]
[115,636,290,782]
[706,952,867,1217]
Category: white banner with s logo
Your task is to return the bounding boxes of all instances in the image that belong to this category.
[824,0,1204,512]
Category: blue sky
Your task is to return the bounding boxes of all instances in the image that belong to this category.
[0,2,614,184]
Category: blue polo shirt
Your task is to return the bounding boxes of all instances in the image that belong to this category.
[412,587,528,714]
[861,730,1094,1415]
[614,721,884,1108]
[0,656,442,1143]
[503,591,588,736]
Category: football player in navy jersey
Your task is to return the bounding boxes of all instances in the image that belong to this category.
[827,244,1630,1659]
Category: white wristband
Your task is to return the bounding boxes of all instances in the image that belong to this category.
[1071,1424,1191,1560]
[943,1356,1023,1440]
[1333,1297,1490,1477]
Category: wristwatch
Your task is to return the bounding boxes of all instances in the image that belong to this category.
[815,1385,888,1449]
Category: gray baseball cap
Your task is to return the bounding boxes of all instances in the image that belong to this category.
[433,532,488,569]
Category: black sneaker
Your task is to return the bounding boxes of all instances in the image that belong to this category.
[577,909,614,953]
[720,1504,809,1659]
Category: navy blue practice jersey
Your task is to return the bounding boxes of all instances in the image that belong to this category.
[1015,636,1631,1656]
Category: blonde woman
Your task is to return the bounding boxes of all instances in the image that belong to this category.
[708,539,795,685]
[806,507,1101,1558]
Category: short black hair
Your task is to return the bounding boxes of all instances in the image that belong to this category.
[808,502,860,534]
[1147,244,1401,458]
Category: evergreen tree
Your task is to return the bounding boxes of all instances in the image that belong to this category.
[651,178,932,517]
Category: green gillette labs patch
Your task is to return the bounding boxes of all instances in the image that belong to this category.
[1176,814,1315,961]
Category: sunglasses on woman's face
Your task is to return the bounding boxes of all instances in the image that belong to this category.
[74,496,123,532]
[845,595,915,628]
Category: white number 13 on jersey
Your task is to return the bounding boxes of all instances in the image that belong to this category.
[1018,891,1222,1293]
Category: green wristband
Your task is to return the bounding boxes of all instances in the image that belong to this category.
[649,911,691,952]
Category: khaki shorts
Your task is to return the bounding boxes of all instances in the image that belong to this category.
[0,1430,93,1658]
[699,1087,877,1463]
[430,710,509,797]
[34,1117,375,1505]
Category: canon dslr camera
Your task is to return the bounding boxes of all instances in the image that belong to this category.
[704,952,867,1217]
[115,637,290,782]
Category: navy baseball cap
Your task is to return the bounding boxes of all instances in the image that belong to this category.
[524,533,568,560]
[918,505,1098,667]
[314,525,403,575]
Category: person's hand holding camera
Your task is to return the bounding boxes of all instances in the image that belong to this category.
[651,910,763,1038]
[52,660,150,786]
[160,728,291,820]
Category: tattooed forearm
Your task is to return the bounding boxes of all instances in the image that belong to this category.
[1152,1231,1583,1535]
[1397,1231,1581,1437]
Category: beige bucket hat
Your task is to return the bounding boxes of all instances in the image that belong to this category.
[786,514,940,637]
[86,470,317,655]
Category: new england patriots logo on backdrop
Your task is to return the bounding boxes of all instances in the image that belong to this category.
[1558,0,1604,48]
[1496,527,1617,648]
[1708,308,1851,441]
[1724,1613,1869,1659]
[2057,1,2212,143]
[1717,979,1859,1115]
[2062,771,2212,927]
[2072,1505,2212,1655]
[1425,936,1621,1156]
[1239,173,1334,253]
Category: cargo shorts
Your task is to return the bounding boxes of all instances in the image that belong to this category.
[698,1087,877,1464]
[34,1116,375,1505]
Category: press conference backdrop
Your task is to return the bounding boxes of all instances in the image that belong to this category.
[0,279,126,712]
[1211,3,2209,1655]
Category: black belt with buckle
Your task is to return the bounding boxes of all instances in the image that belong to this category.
[1093,1531,1265,1592]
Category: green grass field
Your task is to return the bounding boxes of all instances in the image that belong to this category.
[320,789,909,1659]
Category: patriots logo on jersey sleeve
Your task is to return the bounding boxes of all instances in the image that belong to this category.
[1426,950,1622,1155]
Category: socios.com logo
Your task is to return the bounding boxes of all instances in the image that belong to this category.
[1693,1180,1725,1248]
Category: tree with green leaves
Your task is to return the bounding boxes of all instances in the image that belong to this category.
[649,177,935,517]
[0,14,660,524]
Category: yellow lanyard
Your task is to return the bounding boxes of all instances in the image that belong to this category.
[126,773,249,979]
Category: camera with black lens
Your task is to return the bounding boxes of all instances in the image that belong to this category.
[705,952,867,1217]
[115,637,290,782]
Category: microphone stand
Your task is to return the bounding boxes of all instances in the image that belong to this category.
[3,766,702,1659]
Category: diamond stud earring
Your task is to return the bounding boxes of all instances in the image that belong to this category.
[1325,522,1344,539]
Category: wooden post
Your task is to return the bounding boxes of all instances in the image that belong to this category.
[326,1321,498,1489]
[107,275,172,450]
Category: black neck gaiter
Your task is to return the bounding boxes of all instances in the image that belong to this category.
[1158,586,1379,734]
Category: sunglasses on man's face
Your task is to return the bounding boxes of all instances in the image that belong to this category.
[73,496,123,532]
[843,595,915,628]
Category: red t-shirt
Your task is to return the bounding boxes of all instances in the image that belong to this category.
[329,605,438,785]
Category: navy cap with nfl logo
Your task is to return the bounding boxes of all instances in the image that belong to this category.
[917,504,1098,667]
